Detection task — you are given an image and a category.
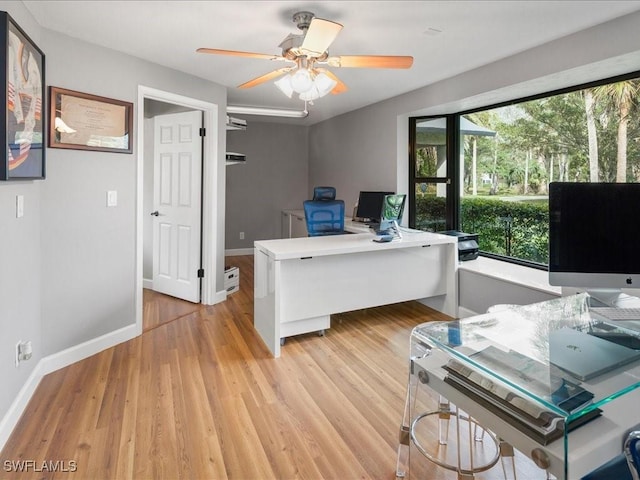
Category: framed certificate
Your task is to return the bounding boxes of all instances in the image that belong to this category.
[1,11,45,180]
[49,86,133,154]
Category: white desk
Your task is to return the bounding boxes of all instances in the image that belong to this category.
[254,231,458,357]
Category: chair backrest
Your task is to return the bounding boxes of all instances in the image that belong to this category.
[303,199,345,236]
[581,430,640,480]
[312,186,336,201]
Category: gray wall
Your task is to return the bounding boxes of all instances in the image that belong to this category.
[0,0,227,426]
[225,120,308,249]
[0,0,45,437]
[40,29,226,355]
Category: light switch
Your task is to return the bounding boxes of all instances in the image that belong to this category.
[16,195,24,218]
[107,190,118,207]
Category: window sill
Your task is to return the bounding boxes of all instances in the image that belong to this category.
[458,256,562,297]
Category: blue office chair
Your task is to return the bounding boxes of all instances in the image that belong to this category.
[581,430,640,480]
[303,199,345,236]
[312,186,336,201]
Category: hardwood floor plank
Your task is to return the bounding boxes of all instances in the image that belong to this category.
[1,254,546,479]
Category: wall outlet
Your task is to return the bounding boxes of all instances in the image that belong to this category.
[239,231,245,240]
[15,340,33,367]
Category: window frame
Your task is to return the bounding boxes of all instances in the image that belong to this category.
[408,115,459,230]
[409,69,640,269]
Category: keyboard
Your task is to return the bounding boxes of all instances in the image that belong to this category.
[590,307,640,321]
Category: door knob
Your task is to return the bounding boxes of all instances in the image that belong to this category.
[150,211,160,216]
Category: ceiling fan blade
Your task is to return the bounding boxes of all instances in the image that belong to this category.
[197,48,283,61]
[237,67,293,89]
[327,55,414,69]
[300,18,343,56]
[316,68,348,94]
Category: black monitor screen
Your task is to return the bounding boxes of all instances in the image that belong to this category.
[356,191,393,222]
[548,182,640,288]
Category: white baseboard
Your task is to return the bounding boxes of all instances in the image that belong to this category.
[457,306,478,318]
[143,278,153,289]
[210,289,228,305]
[0,362,44,451]
[225,248,254,256]
[0,323,138,452]
[39,324,138,376]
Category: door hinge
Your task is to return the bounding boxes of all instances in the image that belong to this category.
[199,127,206,137]
[197,268,204,278]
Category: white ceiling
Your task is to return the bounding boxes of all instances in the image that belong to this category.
[22,1,640,124]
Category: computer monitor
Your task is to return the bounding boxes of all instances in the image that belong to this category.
[355,191,394,223]
[548,182,640,291]
[378,194,407,238]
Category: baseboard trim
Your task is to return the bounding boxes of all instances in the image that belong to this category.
[225,248,254,257]
[143,278,153,289]
[212,289,228,305]
[457,306,478,318]
[39,324,138,376]
[0,323,138,452]
[0,362,44,451]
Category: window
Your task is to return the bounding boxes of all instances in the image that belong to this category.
[409,116,457,232]
[409,72,640,268]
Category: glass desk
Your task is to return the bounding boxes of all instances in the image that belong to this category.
[397,293,640,479]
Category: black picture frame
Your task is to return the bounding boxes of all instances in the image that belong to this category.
[0,11,46,180]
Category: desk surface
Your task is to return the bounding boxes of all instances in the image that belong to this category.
[411,293,640,478]
[255,230,454,261]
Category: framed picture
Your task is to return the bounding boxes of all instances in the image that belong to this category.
[0,11,45,180]
[49,86,133,154]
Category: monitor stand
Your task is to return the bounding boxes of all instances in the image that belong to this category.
[374,220,402,239]
[390,220,402,239]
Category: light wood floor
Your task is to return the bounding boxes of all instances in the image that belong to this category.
[1,255,544,479]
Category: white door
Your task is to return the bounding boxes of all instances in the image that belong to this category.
[152,110,203,303]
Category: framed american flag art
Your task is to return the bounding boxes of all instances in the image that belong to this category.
[0,11,45,180]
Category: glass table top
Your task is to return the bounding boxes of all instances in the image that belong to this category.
[412,293,640,420]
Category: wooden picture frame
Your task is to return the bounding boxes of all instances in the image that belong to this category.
[49,86,133,154]
[0,11,46,180]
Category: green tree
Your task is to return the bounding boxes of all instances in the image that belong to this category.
[592,80,640,182]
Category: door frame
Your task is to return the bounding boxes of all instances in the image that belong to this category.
[135,85,220,335]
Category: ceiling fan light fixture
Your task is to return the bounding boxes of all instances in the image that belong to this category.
[289,67,314,93]
[299,85,320,102]
[314,72,337,96]
[274,75,294,98]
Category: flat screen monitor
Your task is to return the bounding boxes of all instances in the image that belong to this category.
[355,191,394,223]
[548,182,640,289]
[381,193,406,222]
[378,194,407,237]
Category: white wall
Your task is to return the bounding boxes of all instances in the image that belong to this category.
[0,1,227,445]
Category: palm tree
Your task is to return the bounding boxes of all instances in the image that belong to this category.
[583,90,599,182]
[592,80,640,182]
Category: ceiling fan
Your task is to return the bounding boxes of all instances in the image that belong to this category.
[197,11,413,103]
